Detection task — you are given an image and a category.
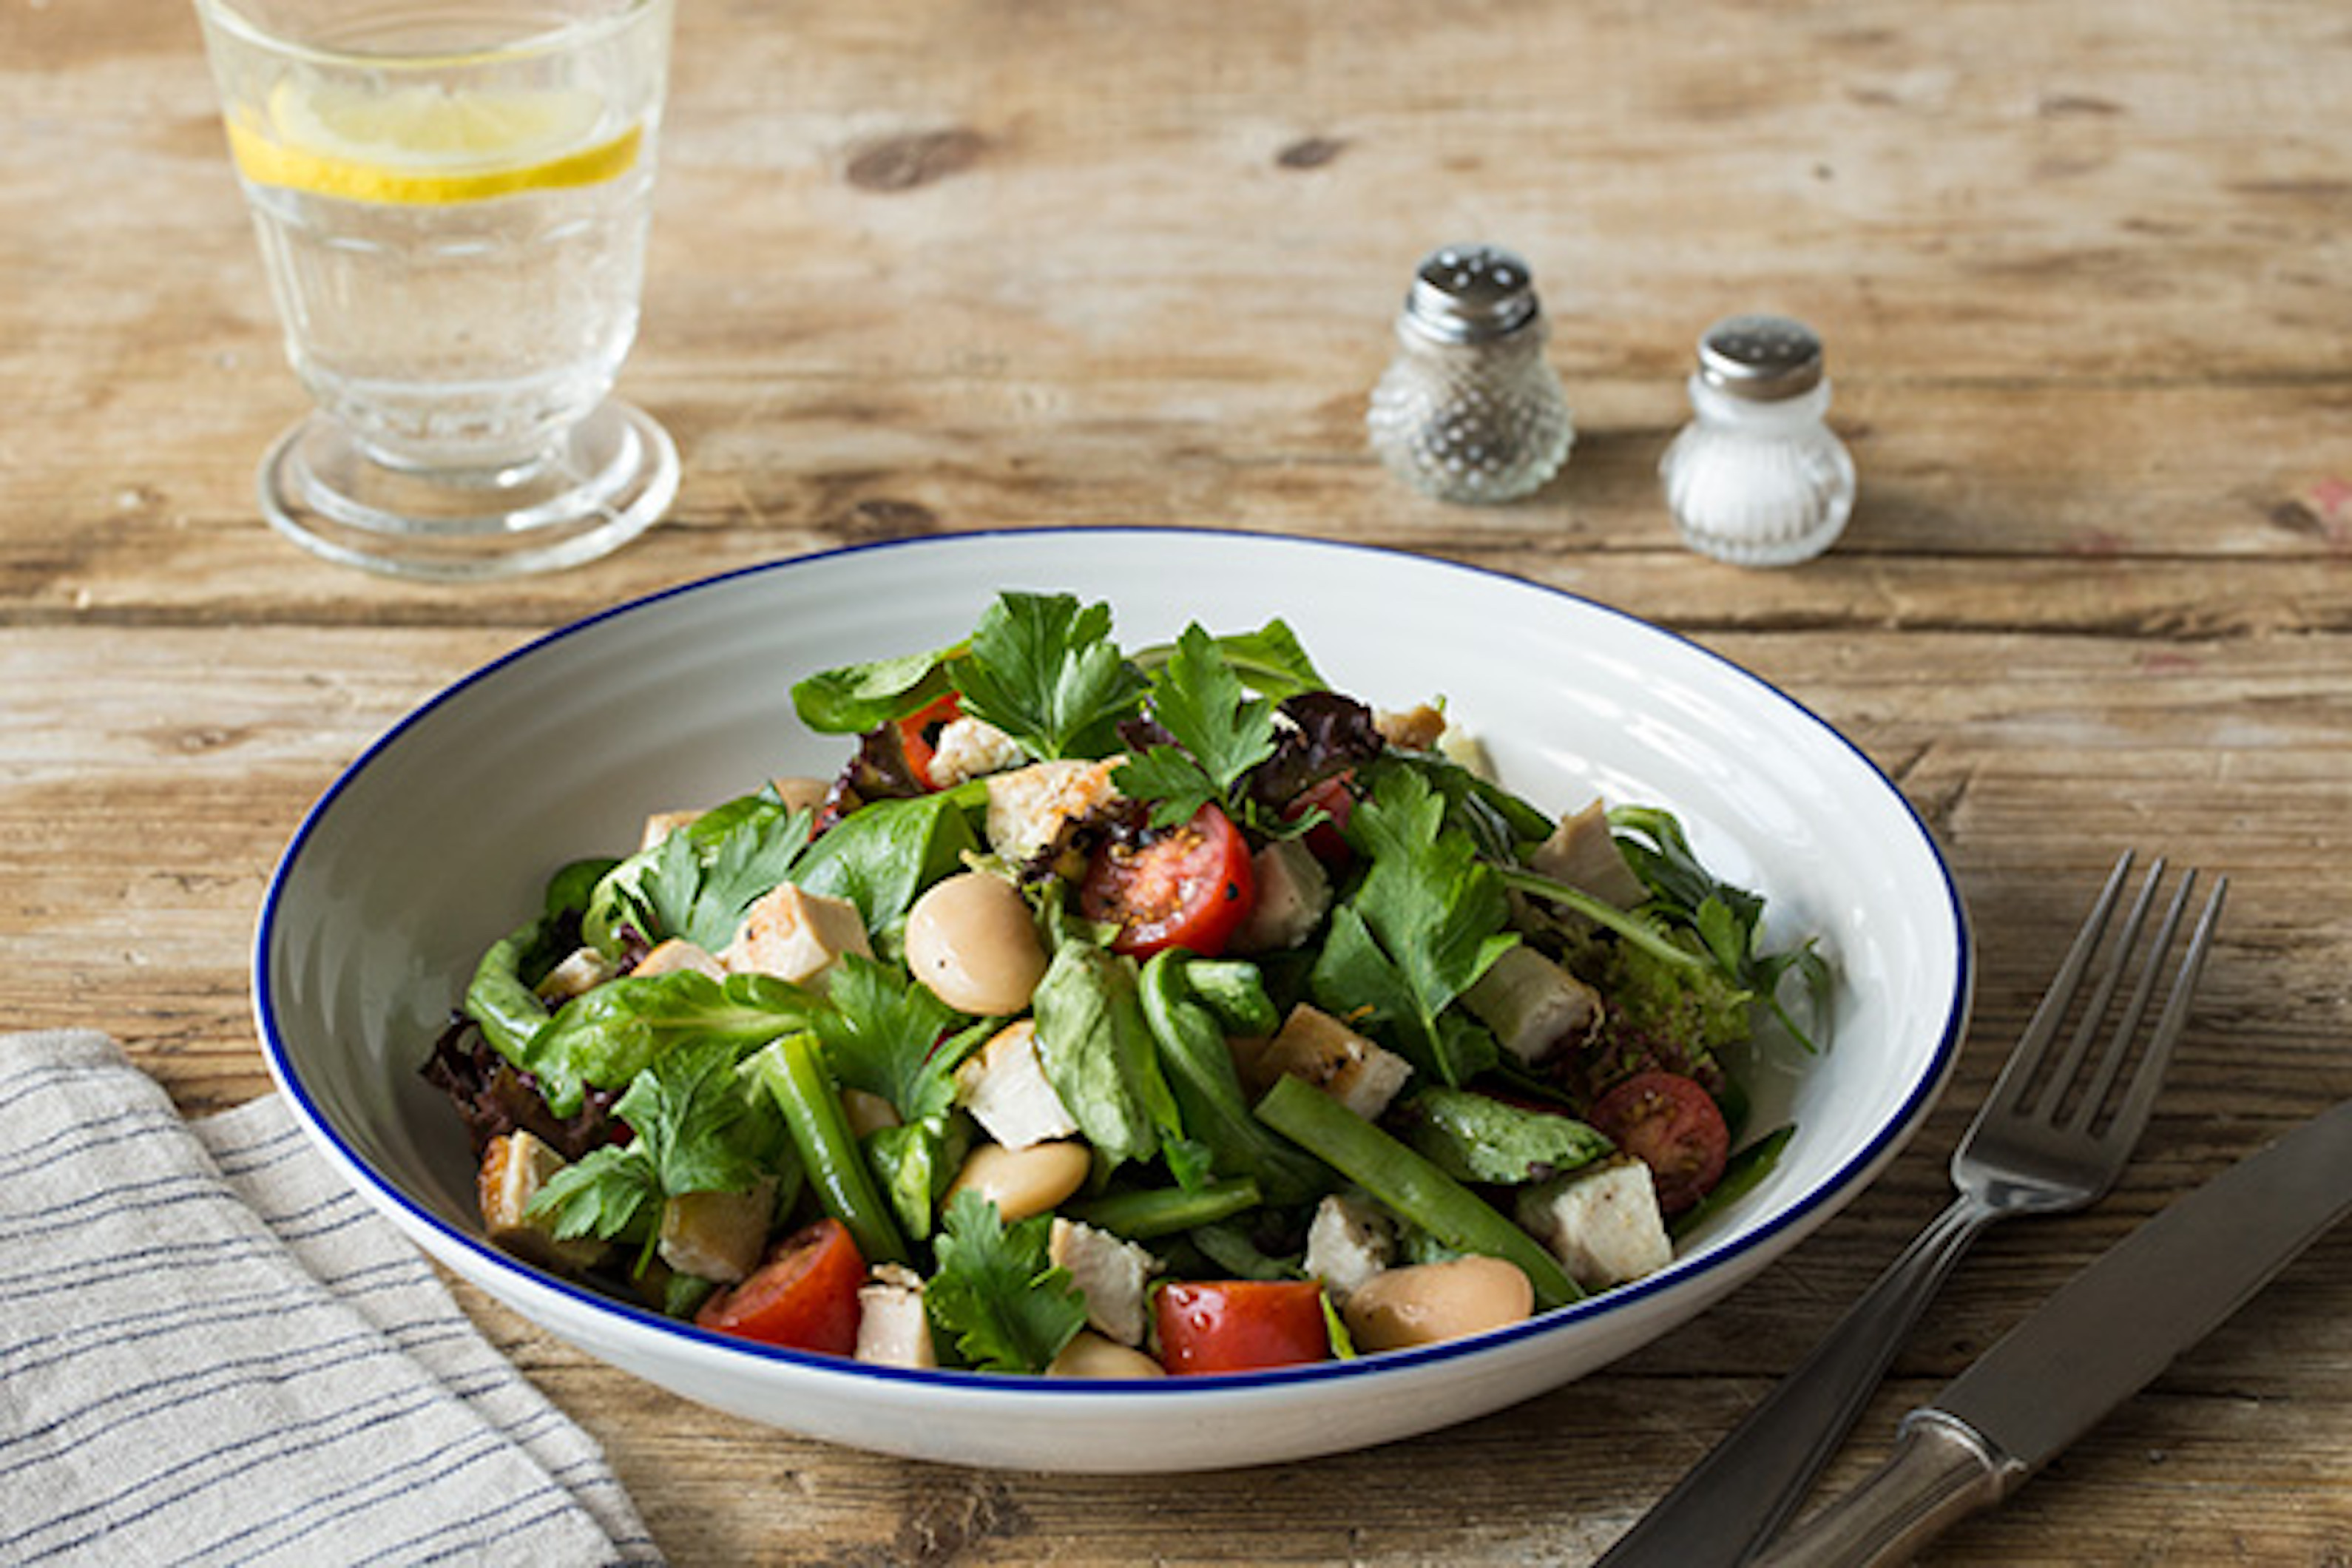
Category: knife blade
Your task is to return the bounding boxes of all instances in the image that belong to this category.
[1754,1095,2352,1568]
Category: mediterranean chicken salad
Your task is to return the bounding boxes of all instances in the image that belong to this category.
[425,591,1828,1376]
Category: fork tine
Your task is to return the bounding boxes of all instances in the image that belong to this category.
[1980,849,2135,1121]
[2027,854,2169,1121]
[2092,873,2228,1148]
[2064,866,2197,1132]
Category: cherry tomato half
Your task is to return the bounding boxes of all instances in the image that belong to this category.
[695,1217,865,1355]
[1587,1070,1731,1215]
[1078,802,1256,959]
[894,691,963,791]
[1283,771,1358,868]
[1155,1280,1332,1374]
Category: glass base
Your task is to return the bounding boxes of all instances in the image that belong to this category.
[258,399,680,582]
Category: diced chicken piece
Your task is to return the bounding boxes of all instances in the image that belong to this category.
[1374,703,1449,751]
[640,808,703,852]
[1529,801,1649,910]
[657,1177,777,1283]
[1303,1192,1395,1305]
[984,757,1124,865]
[769,775,831,815]
[477,1130,606,1275]
[1230,837,1331,954]
[1515,1158,1675,1291]
[722,882,873,990]
[1049,1330,1167,1379]
[1259,1004,1413,1121]
[1049,1217,1160,1346]
[927,714,1028,788]
[1463,944,1604,1065]
[855,1263,938,1370]
[635,938,727,980]
[839,1087,902,1138]
[954,1018,1080,1150]
[534,944,615,1004]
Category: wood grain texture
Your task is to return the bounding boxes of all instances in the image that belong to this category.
[4,0,2351,1561]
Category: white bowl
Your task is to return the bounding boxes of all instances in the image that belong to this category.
[254,527,1970,1473]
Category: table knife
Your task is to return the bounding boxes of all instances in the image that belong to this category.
[1753,1095,2352,1567]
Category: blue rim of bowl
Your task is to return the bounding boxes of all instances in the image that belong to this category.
[253,524,1973,1398]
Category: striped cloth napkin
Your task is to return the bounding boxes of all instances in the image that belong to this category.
[0,1030,666,1567]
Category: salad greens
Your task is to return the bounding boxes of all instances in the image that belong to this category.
[426,590,1828,1378]
[948,592,1145,762]
[1310,765,1518,1088]
[1116,624,1283,831]
[925,1191,1090,1373]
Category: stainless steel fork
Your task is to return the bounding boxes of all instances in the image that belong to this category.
[1595,850,2226,1568]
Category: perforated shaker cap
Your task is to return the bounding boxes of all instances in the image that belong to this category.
[1697,314,1825,399]
[1401,244,1541,343]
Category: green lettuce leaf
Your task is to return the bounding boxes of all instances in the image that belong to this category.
[1396,1087,1613,1186]
[791,646,962,734]
[1028,939,1180,1169]
[524,969,819,1117]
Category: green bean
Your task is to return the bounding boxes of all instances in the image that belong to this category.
[1253,1074,1580,1309]
[1138,953,1328,1206]
[748,1031,910,1265]
[1065,1178,1263,1240]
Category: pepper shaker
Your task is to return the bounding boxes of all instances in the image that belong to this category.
[1660,314,1855,567]
[1366,244,1573,504]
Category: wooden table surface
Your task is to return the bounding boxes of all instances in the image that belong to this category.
[7,0,2351,1561]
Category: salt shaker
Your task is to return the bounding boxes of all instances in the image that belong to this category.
[1366,244,1573,503]
[1660,314,1855,567]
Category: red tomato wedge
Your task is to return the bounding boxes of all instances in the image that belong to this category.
[1587,1070,1731,1215]
[894,691,962,791]
[1078,802,1255,959]
[1155,1280,1332,1374]
[695,1217,865,1355]
[1284,771,1357,867]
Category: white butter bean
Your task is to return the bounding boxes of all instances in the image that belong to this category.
[905,871,1050,1016]
[1047,1330,1166,1379]
[1340,1255,1535,1352]
[946,1140,1092,1223]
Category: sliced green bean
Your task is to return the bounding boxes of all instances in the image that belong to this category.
[1066,1177,1263,1241]
[1253,1074,1580,1309]
[1138,952,1327,1205]
[747,1031,910,1265]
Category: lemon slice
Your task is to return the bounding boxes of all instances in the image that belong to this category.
[227,75,642,205]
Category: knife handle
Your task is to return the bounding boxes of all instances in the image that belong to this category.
[1751,1410,2022,1568]
[1594,1193,1998,1567]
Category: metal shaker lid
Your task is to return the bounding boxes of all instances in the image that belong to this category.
[1401,244,1541,343]
[1696,314,1825,399]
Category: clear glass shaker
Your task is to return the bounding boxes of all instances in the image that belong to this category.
[1366,244,1573,503]
[1660,314,1856,567]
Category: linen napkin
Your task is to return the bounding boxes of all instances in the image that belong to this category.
[0,1030,666,1567]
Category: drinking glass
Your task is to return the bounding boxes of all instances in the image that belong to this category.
[194,0,679,581]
